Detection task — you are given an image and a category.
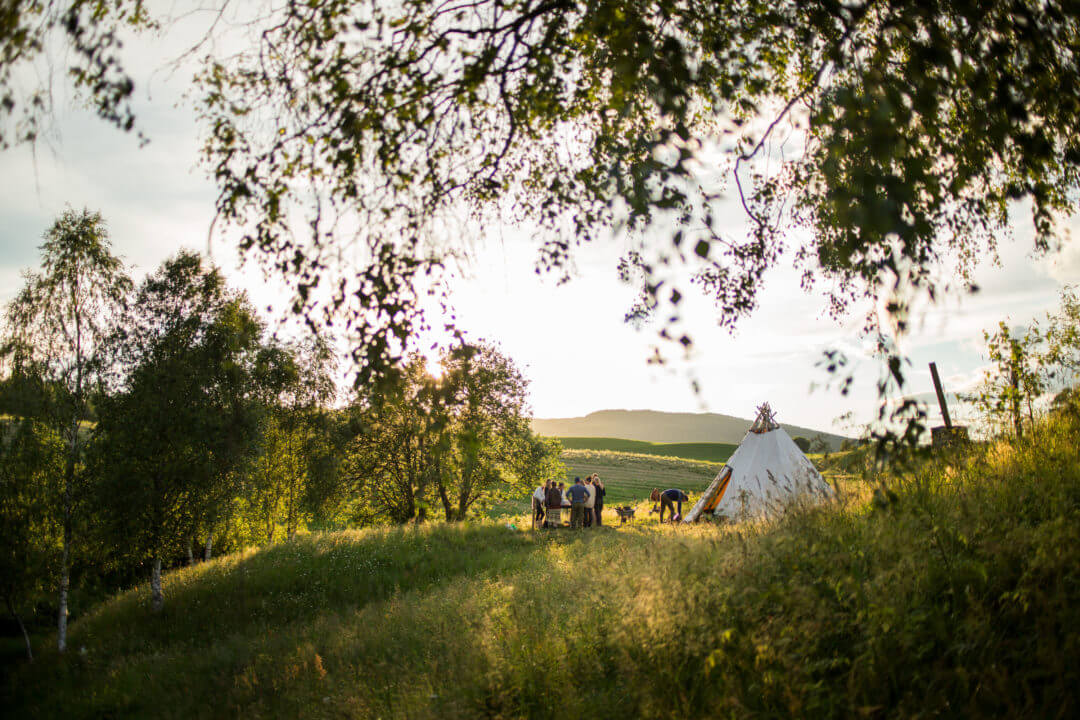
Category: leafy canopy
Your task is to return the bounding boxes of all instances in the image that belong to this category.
[4,2,1080,391]
[197,0,1080,382]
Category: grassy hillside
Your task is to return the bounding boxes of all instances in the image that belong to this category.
[556,436,737,463]
[533,409,850,449]
[6,417,1080,718]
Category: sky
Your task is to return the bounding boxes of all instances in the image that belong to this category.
[2,16,1078,438]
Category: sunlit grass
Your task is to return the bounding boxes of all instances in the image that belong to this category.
[6,417,1080,718]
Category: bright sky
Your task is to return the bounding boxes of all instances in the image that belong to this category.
[2,17,1078,437]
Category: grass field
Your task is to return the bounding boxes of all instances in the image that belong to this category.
[554,436,738,463]
[6,417,1080,718]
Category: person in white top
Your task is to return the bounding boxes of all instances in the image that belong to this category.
[583,477,597,527]
[532,483,547,529]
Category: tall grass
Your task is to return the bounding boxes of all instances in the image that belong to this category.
[6,415,1079,718]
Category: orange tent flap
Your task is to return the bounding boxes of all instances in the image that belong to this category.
[703,467,732,513]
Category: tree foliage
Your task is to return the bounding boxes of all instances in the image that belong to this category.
[0,1,154,148]
[93,251,264,609]
[3,2,1079,410]
[348,343,561,523]
[195,0,1080,384]
[245,332,342,542]
[0,207,131,651]
[973,286,1080,440]
[974,321,1044,440]
[0,416,63,661]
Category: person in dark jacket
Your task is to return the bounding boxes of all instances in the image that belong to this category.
[651,488,689,523]
[546,482,564,528]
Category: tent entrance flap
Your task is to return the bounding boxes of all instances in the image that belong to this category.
[704,468,732,513]
[683,466,733,523]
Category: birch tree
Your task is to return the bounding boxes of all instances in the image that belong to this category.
[0,208,130,652]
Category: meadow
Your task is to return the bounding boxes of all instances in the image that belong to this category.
[5,412,1079,718]
[554,437,738,463]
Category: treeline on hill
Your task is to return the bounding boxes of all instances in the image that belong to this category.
[0,209,561,661]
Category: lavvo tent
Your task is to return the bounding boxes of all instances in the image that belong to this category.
[684,403,832,522]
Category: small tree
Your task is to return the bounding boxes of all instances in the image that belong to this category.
[975,321,1045,441]
[246,333,338,542]
[348,343,561,523]
[0,208,131,652]
[792,436,812,453]
[347,357,446,524]
[436,343,559,521]
[1043,285,1080,385]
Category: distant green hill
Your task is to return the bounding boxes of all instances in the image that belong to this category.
[533,409,850,449]
[555,436,737,463]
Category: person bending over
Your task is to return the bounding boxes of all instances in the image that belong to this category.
[650,488,689,523]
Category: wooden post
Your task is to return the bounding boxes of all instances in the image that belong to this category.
[929,362,952,428]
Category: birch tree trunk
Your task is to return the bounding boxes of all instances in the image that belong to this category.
[7,596,33,662]
[1010,365,1023,440]
[56,539,69,651]
[58,293,82,654]
[150,557,163,612]
[186,540,194,566]
[204,533,213,561]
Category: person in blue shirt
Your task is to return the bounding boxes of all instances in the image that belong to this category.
[566,477,590,528]
[650,488,689,523]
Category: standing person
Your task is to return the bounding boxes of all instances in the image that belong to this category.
[546,481,563,528]
[567,477,589,529]
[532,481,547,529]
[559,482,569,511]
[583,476,596,527]
[592,474,606,526]
[656,488,689,523]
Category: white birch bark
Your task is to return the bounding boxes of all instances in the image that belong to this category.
[204,533,213,561]
[150,557,163,612]
[57,539,69,652]
[7,596,33,662]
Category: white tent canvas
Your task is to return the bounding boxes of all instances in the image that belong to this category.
[684,403,832,522]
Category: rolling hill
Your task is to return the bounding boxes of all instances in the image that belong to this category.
[532,409,851,449]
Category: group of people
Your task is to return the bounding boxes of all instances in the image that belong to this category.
[532,474,606,529]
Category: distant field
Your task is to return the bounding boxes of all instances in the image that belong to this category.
[555,436,737,463]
